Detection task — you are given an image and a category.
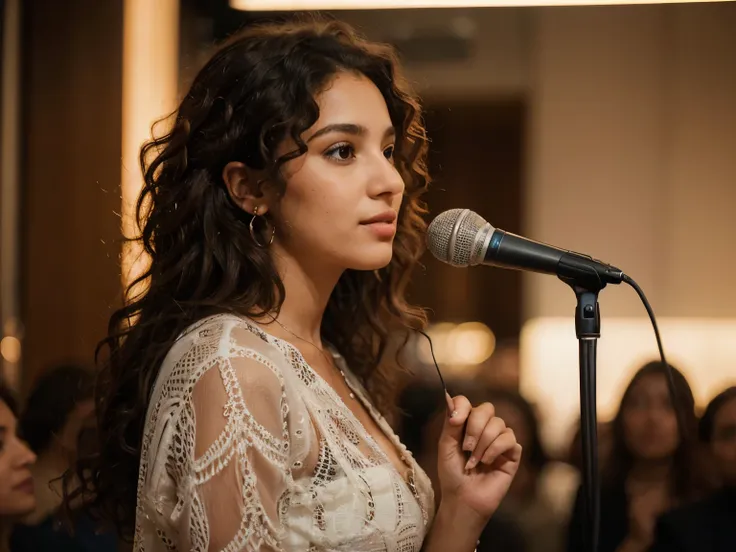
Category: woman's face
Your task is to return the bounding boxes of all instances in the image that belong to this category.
[0,400,36,517]
[266,71,405,272]
[710,396,736,485]
[621,374,680,462]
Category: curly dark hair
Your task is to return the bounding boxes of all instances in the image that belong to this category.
[20,364,95,454]
[65,17,430,540]
[606,361,709,501]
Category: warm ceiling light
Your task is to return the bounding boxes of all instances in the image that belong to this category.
[230,0,732,11]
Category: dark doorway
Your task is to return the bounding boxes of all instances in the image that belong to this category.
[410,99,526,341]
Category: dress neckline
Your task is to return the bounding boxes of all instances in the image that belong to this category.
[238,316,419,490]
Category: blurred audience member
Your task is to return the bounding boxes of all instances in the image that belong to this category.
[0,384,36,552]
[10,365,117,552]
[566,361,708,552]
[568,420,614,474]
[650,385,736,551]
[488,389,564,552]
[398,380,528,552]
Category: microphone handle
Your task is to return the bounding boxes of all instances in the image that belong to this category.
[484,229,624,289]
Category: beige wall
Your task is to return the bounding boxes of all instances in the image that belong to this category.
[525,2,736,320]
[665,5,736,318]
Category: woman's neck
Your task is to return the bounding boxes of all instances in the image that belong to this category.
[268,245,343,344]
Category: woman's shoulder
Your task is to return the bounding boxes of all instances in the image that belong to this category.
[162,312,285,375]
[147,312,295,420]
[175,311,273,348]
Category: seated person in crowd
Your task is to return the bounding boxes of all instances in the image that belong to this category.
[0,384,36,552]
[650,386,736,552]
[10,364,117,552]
[566,361,710,552]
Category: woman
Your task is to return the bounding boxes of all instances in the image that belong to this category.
[11,365,117,551]
[566,361,707,552]
[650,385,736,551]
[0,384,37,551]
[68,18,522,552]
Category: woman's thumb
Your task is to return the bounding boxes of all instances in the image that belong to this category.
[440,392,469,447]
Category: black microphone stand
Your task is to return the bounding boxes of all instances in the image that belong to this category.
[572,286,601,552]
[558,254,607,552]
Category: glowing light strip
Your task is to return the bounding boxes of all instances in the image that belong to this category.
[231,0,733,11]
[0,0,22,387]
[121,0,179,293]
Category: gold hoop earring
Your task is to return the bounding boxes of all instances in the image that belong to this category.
[249,206,275,248]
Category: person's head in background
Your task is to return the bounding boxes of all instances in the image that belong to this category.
[20,364,95,466]
[567,420,614,474]
[485,389,548,504]
[607,361,705,500]
[698,386,736,488]
[0,383,36,519]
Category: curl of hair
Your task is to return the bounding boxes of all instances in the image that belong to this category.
[65,17,430,540]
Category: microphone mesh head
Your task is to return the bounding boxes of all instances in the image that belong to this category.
[426,209,493,267]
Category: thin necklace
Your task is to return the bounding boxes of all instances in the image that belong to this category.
[271,316,356,400]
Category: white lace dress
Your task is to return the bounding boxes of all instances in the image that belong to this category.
[134,313,435,552]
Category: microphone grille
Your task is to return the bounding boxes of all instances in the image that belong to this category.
[426,208,494,267]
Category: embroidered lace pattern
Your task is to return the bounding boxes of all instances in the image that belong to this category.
[134,314,435,552]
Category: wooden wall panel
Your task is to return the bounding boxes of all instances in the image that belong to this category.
[22,0,124,390]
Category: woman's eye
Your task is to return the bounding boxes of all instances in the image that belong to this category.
[384,145,395,161]
[325,143,355,162]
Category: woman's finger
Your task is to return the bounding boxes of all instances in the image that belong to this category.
[464,416,506,470]
[478,428,521,467]
[461,402,496,453]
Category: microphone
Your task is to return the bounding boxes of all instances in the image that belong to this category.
[426,208,624,290]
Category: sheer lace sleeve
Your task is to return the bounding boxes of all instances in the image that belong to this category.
[136,316,313,552]
[189,345,289,550]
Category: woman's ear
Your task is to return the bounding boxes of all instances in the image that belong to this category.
[222,161,273,215]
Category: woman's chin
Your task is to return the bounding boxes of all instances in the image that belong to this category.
[3,495,37,518]
[346,245,394,271]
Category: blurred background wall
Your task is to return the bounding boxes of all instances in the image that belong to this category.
[19,0,123,388]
